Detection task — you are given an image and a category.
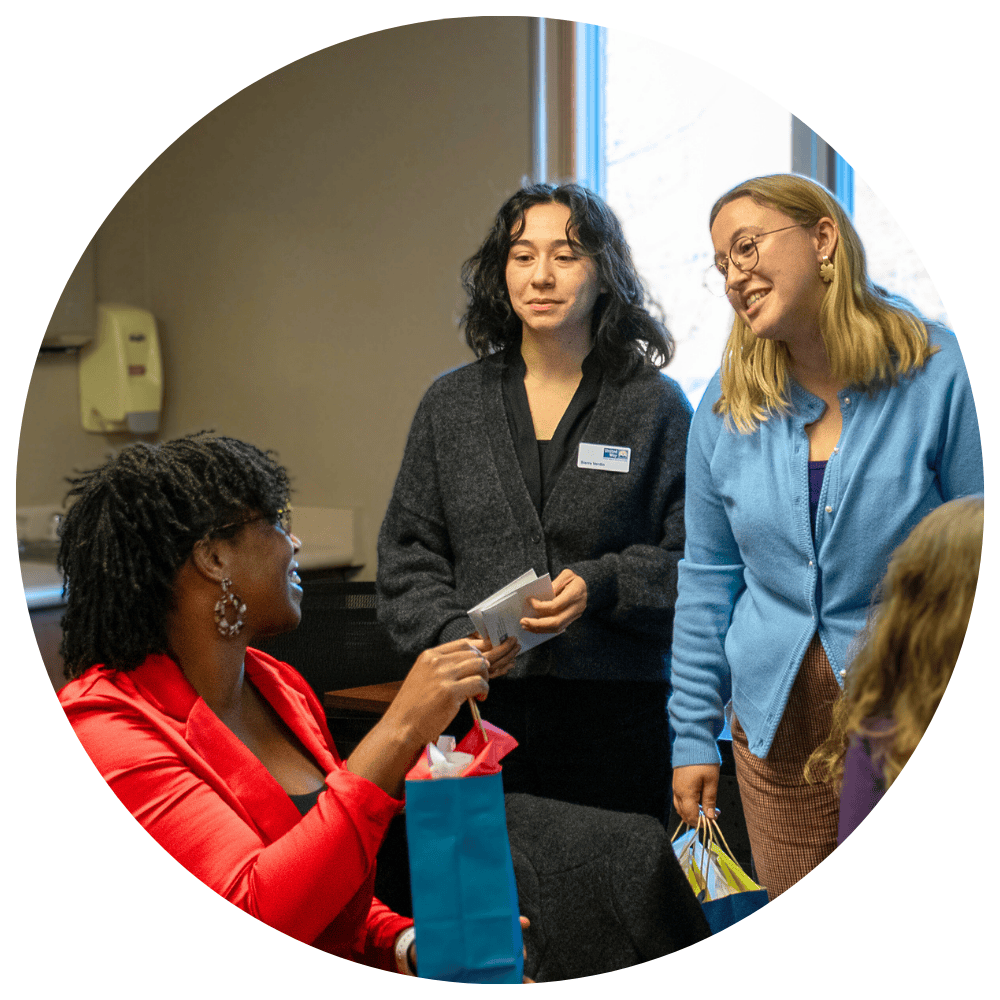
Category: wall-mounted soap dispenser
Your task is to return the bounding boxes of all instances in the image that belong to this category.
[79,303,163,434]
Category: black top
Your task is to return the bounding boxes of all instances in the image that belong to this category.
[288,787,323,816]
[502,348,603,515]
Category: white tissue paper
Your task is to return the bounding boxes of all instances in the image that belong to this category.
[426,735,475,779]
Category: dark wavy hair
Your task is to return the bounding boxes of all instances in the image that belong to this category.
[460,182,674,382]
[57,433,292,678]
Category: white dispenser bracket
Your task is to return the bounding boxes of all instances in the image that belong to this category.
[79,303,163,434]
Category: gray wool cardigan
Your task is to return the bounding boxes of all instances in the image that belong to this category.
[376,349,692,682]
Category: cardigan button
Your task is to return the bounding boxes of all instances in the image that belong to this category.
[825,505,833,513]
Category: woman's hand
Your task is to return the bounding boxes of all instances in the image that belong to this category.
[467,632,520,680]
[520,569,587,634]
[386,639,490,740]
[346,639,490,796]
[672,763,721,827]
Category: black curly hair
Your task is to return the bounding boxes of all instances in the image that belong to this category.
[57,433,292,678]
[460,182,674,381]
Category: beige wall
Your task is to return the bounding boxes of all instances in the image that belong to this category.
[16,17,532,579]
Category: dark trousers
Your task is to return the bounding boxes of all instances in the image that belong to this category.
[453,675,671,824]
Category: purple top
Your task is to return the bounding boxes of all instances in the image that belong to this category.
[837,722,892,843]
[808,460,827,536]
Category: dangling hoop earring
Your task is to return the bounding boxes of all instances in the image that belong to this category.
[215,577,247,637]
[819,256,835,284]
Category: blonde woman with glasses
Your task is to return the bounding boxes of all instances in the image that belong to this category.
[668,174,983,899]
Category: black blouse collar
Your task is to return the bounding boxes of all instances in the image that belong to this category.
[500,345,603,514]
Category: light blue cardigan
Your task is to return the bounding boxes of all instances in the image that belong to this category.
[668,326,983,766]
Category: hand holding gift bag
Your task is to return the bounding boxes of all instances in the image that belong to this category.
[671,814,768,934]
[405,719,524,983]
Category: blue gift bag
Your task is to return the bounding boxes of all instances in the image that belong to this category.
[672,817,768,935]
[404,724,523,983]
[700,888,769,935]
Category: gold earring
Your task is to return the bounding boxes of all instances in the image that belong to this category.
[819,256,835,284]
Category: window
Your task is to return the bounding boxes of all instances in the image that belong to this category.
[531,21,949,408]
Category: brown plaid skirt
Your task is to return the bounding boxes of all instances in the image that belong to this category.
[730,634,841,900]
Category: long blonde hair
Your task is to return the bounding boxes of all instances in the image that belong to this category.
[805,496,984,791]
[709,174,937,432]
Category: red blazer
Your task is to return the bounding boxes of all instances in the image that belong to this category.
[59,648,412,970]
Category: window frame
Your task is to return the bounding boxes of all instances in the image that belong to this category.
[532,19,855,209]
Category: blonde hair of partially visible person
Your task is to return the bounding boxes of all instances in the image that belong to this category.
[805,496,983,791]
[709,173,938,432]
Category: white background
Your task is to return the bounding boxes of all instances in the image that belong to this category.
[4,2,995,996]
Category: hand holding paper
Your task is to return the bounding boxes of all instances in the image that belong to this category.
[520,568,588,634]
[467,570,557,654]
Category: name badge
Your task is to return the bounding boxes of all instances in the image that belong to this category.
[577,442,631,473]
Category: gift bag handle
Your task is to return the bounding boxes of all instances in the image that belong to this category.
[670,818,709,897]
[671,812,733,858]
[672,813,735,902]
[703,814,737,863]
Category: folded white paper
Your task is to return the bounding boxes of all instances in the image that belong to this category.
[467,569,556,654]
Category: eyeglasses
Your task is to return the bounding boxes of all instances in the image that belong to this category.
[703,224,805,297]
[274,505,293,536]
[210,504,293,538]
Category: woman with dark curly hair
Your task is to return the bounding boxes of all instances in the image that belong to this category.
[57,433,507,974]
[804,495,983,842]
[377,183,692,822]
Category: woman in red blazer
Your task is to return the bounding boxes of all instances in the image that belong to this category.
[56,433,517,973]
